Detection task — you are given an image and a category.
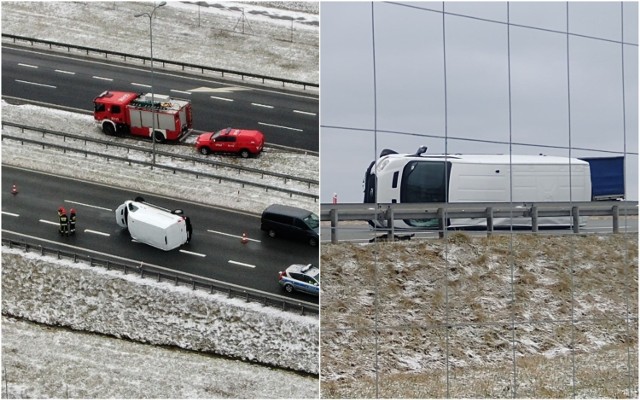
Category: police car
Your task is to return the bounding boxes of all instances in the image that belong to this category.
[278,264,320,296]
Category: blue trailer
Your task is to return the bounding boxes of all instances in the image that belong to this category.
[579,156,625,200]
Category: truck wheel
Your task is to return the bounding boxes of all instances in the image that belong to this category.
[199,147,210,155]
[153,131,165,143]
[240,149,250,159]
[103,124,115,136]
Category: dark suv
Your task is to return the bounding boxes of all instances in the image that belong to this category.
[261,204,319,246]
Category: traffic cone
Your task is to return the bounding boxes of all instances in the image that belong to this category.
[11,183,18,195]
[241,233,248,244]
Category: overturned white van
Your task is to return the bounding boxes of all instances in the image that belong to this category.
[115,197,192,251]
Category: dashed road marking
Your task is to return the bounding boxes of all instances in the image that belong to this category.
[180,249,207,257]
[85,229,110,237]
[293,110,316,116]
[18,63,38,68]
[210,96,234,102]
[207,229,261,243]
[228,260,256,268]
[92,76,113,81]
[64,200,112,212]
[15,80,56,89]
[2,211,19,217]
[251,103,274,109]
[55,69,76,75]
[131,82,151,88]
[171,89,192,95]
[258,122,303,132]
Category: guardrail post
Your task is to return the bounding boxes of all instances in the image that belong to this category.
[385,207,395,241]
[437,208,445,239]
[572,206,580,234]
[486,207,494,237]
[612,205,620,233]
[531,206,538,233]
[330,208,338,244]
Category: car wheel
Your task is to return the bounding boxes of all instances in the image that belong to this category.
[135,196,145,203]
[309,237,318,247]
[268,229,276,238]
[284,284,294,293]
[240,149,250,158]
[103,123,115,136]
[199,147,210,155]
[153,131,165,143]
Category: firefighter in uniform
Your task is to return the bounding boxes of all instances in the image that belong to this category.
[58,207,68,236]
[69,208,77,235]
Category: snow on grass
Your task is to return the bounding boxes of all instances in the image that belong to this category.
[1,1,319,84]
[320,233,638,398]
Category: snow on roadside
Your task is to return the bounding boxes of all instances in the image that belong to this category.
[2,100,319,215]
[1,1,319,84]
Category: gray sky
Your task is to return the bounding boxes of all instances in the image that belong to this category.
[320,1,639,203]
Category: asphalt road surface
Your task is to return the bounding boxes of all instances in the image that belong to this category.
[2,46,319,151]
[2,166,318,304]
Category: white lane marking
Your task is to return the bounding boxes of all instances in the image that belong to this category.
[171,89,192,95]
[210,96,234,102]
[92,76,113,81]
[85,229,110,237]
[64,200,112,212]
[2,211,19,217]
[131,82,151,88]
[228,260,256,268]
[15,80,56,89]
[258,122,303,132]
[190,86,251,93]
[55,69,76,75]
[293,110,316,116]
[180,249,207,257]
[251,103,274,109]
[207,229,261,243]
[39,219,59,226]
[18,63,38,68]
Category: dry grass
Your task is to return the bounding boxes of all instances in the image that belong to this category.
[321,233,638,398]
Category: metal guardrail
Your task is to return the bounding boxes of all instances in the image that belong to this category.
[2,237,318,315]
[2,34,318,91]
[2,124,318,200]
[3,121,318,187]
[321,201,639,243]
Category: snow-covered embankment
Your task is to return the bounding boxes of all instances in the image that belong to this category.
[2,247,318,374]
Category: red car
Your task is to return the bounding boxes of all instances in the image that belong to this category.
[195,128,265,158]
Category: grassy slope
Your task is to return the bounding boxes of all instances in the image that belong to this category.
[320,232,638,398]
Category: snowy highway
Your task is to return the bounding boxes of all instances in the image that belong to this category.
[2,166,318,303]
[2,45,319,151]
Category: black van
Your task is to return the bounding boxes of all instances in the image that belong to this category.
[261,204,319,246]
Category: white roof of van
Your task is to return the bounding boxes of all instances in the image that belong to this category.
[126,201,183,229]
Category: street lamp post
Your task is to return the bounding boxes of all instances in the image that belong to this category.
[135,1,166,166]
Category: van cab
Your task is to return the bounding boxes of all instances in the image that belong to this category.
[195,128,264,158]
[261,204,319,246]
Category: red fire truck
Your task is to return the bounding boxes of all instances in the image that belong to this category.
[93,91,193,142]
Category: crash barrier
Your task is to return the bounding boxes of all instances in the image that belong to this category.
[1,236,319,315]
[1,124,318,200]
[2,34,318,91]
[322,201,639,243]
